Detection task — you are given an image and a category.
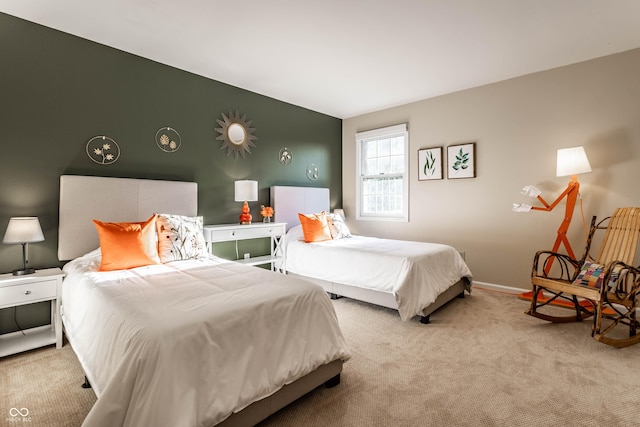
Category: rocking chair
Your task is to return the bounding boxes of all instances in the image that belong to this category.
[526,207,640,348]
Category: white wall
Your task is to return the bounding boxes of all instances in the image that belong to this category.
[342,48,640,289]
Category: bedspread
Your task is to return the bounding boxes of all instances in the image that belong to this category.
[62,251,350,427]
[284,231,472,321]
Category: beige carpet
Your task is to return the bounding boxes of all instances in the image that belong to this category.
[2,288,640,427]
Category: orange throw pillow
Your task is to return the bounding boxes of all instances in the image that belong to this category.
[298,212,333,243]
[93,214,160,271]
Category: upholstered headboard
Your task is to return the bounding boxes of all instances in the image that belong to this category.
[270,186,330,231]
[58,175,198,260]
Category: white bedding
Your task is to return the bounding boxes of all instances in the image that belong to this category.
[62,250,350,427]
[283,226,473,321]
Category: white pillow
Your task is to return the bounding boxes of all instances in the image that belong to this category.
[156,214,208,262]
[285,225,306,244]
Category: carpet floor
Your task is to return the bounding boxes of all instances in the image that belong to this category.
[2,288,640,426]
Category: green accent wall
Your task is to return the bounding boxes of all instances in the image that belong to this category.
[0,13,342,334]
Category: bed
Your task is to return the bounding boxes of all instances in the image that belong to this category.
[57,175,350,427]
[271,185,473,323]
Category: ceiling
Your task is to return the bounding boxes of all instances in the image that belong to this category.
[2,0,640,119]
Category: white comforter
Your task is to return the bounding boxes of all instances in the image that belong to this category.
[284,228,472,321]
[62,250,350,427]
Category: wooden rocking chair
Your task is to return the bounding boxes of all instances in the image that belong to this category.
[526,207,640,348]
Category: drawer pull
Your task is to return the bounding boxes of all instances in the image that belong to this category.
[24,290,32,295]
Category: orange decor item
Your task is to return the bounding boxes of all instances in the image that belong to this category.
[239,201,252,225]
[260,205,274,220]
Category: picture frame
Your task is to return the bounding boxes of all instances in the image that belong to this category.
[418,147,443,180]
[447,142,476,179]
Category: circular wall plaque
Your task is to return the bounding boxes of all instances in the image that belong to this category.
[86,136,120,165]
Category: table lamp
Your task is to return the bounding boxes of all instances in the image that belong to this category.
[234,180,258,225]
[3,217,45,275]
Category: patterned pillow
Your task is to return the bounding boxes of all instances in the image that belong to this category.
[572,261,605,289]
[156,214,208,262]
[327,213,352,239]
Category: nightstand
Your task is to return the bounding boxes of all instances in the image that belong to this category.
[203,223,287,273]
[0,268,64,357]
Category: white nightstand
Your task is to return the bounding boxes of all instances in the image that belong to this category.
[203,222,287,273]
[0,268,64,357]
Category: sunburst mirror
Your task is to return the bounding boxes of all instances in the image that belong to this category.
[215,111,257,158]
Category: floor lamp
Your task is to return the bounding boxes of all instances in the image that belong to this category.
[514,146,592,301]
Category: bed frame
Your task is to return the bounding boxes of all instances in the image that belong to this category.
[58,175,342,426]
[271,185,468,323]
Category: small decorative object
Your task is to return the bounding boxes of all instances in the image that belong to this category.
[306,163,319,181]
[155,127,181,152]
[418,147,443,180]
[3,217,45,275]
[86,135,120,165]
[279,147,292,165]
[216,111,257,158]
[447,142,476,179]
[235,180,258,225]
[260,205,274,223]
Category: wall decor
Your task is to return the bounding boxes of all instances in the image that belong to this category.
[447,142,476,179]
[155,127,181,152]
[215,111,257,158]
[279,147,292,165]
[418,146,443,180]
[306,163,319,181]
[86,135,120,165]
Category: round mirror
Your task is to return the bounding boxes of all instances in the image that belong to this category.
[227,123,246,145]
[215,111,257,158]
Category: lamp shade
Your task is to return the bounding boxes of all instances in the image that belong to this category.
[3,217,44,244]
[234,180,258,202]
[556,146,592,177]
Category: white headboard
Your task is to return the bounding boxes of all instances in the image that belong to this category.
[58,175,198,260]
[271,186,330,231]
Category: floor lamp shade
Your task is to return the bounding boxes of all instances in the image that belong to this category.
[556,146,592,177]
[3,217,45,275]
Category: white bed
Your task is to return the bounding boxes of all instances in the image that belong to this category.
[271,185,473,323]
[58,175,350,427]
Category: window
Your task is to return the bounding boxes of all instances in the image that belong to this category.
[356,123,408,221]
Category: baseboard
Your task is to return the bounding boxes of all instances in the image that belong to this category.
[472,281,525,294]
[473,280,640,317]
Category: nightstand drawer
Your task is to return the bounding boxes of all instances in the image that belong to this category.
[0,279,57,307]
[206,225,285,242]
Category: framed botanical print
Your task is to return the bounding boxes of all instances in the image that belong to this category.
[418,147,443,180]
[447,142,476,179]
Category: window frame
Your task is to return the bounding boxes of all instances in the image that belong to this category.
[355,123,409,222]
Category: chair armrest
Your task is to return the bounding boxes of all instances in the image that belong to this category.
[603,261,640,299]
[532,250,580,281]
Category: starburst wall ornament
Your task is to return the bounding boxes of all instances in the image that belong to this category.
[215,111,257,158]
